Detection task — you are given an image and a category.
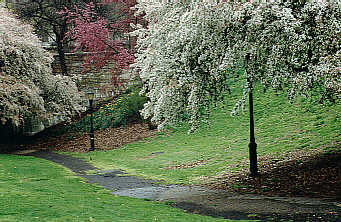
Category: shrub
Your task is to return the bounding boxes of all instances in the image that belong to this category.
[0,7,84,130]
[60,86,147,135]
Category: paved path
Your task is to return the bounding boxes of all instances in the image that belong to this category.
[21,150,341,221]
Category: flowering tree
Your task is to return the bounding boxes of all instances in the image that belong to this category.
[0,7,84,131]
[60,0,138,90]
[9,0,98,76]
[133,0,341,131]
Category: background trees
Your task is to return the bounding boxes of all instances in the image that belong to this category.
[9,0,99,75]
[0,7,84,135]
[60,0,139,93]
[61,0,136,73]
[1,0,141,137]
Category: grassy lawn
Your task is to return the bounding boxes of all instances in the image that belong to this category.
[1,86,339,221]
[69,85,341,185]
[0,154,252,222]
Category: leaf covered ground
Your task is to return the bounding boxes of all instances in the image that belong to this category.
[24,123,157,153]
[208,147,341,200]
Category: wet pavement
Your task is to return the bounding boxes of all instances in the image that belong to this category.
[21,150,341,221]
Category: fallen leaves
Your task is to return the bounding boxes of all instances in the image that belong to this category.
[163,159,207,170]
[23,123,157,153]
[208,149,341,200]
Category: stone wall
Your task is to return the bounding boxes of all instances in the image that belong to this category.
[52,52,132,99]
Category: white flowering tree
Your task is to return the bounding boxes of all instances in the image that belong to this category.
[133,0,340,175]
[133,0,341,132]
[0,7,84,135]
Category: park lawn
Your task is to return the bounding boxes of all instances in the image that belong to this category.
[0,154,247,222]
[69,85,341,185]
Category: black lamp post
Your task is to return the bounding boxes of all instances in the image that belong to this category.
[87,91,95,151]
[245,54,258,177]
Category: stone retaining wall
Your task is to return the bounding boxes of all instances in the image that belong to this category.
[52,52,132,99]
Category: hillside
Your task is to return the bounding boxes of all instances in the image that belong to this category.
[15,84,341,200]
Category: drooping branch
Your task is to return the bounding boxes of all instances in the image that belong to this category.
[133,1,341,131]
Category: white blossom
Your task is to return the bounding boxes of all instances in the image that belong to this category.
[0,7,84,127]
[133,1,341,131]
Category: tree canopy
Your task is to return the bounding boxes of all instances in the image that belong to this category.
[0,7,84,128]
[61,0,137,71]
[60,0,140,92]
[133,0,341,131]
[9,0,99,75]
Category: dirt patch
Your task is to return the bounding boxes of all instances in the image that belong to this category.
[170,201,341,222]
[162,159,207,170]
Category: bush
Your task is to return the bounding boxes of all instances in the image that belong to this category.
[61,86,147,135]
[0,7,84,129]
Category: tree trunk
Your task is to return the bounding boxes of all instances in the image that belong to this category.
[54,26,68,76]
[56,42,68,76]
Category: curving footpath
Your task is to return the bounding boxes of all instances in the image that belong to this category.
[20,150,341,222]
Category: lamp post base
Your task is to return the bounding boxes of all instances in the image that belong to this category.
[249,141,258,177]
[249,171,259,177]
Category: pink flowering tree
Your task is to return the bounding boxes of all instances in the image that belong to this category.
[60,0,139,90]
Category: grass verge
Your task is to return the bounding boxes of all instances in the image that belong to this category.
[0,154,250,222]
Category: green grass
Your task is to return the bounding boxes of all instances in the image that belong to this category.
[68,84,341,185]
[3,85,338,221]
[0,154,250,222]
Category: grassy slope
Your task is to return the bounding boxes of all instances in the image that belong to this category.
[70,85,341,185]
[0,154,242,222]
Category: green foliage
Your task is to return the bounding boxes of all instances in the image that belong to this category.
[97,87,147,127]
[59,86,147,136]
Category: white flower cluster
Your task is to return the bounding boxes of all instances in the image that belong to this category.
[0,7,84,127]
[133,0,340,131]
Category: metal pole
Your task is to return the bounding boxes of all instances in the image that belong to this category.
[248,82,258,176]
[89,99,95,151]
[245,54,258,176]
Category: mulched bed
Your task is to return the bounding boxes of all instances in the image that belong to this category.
[22,123,157,153]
